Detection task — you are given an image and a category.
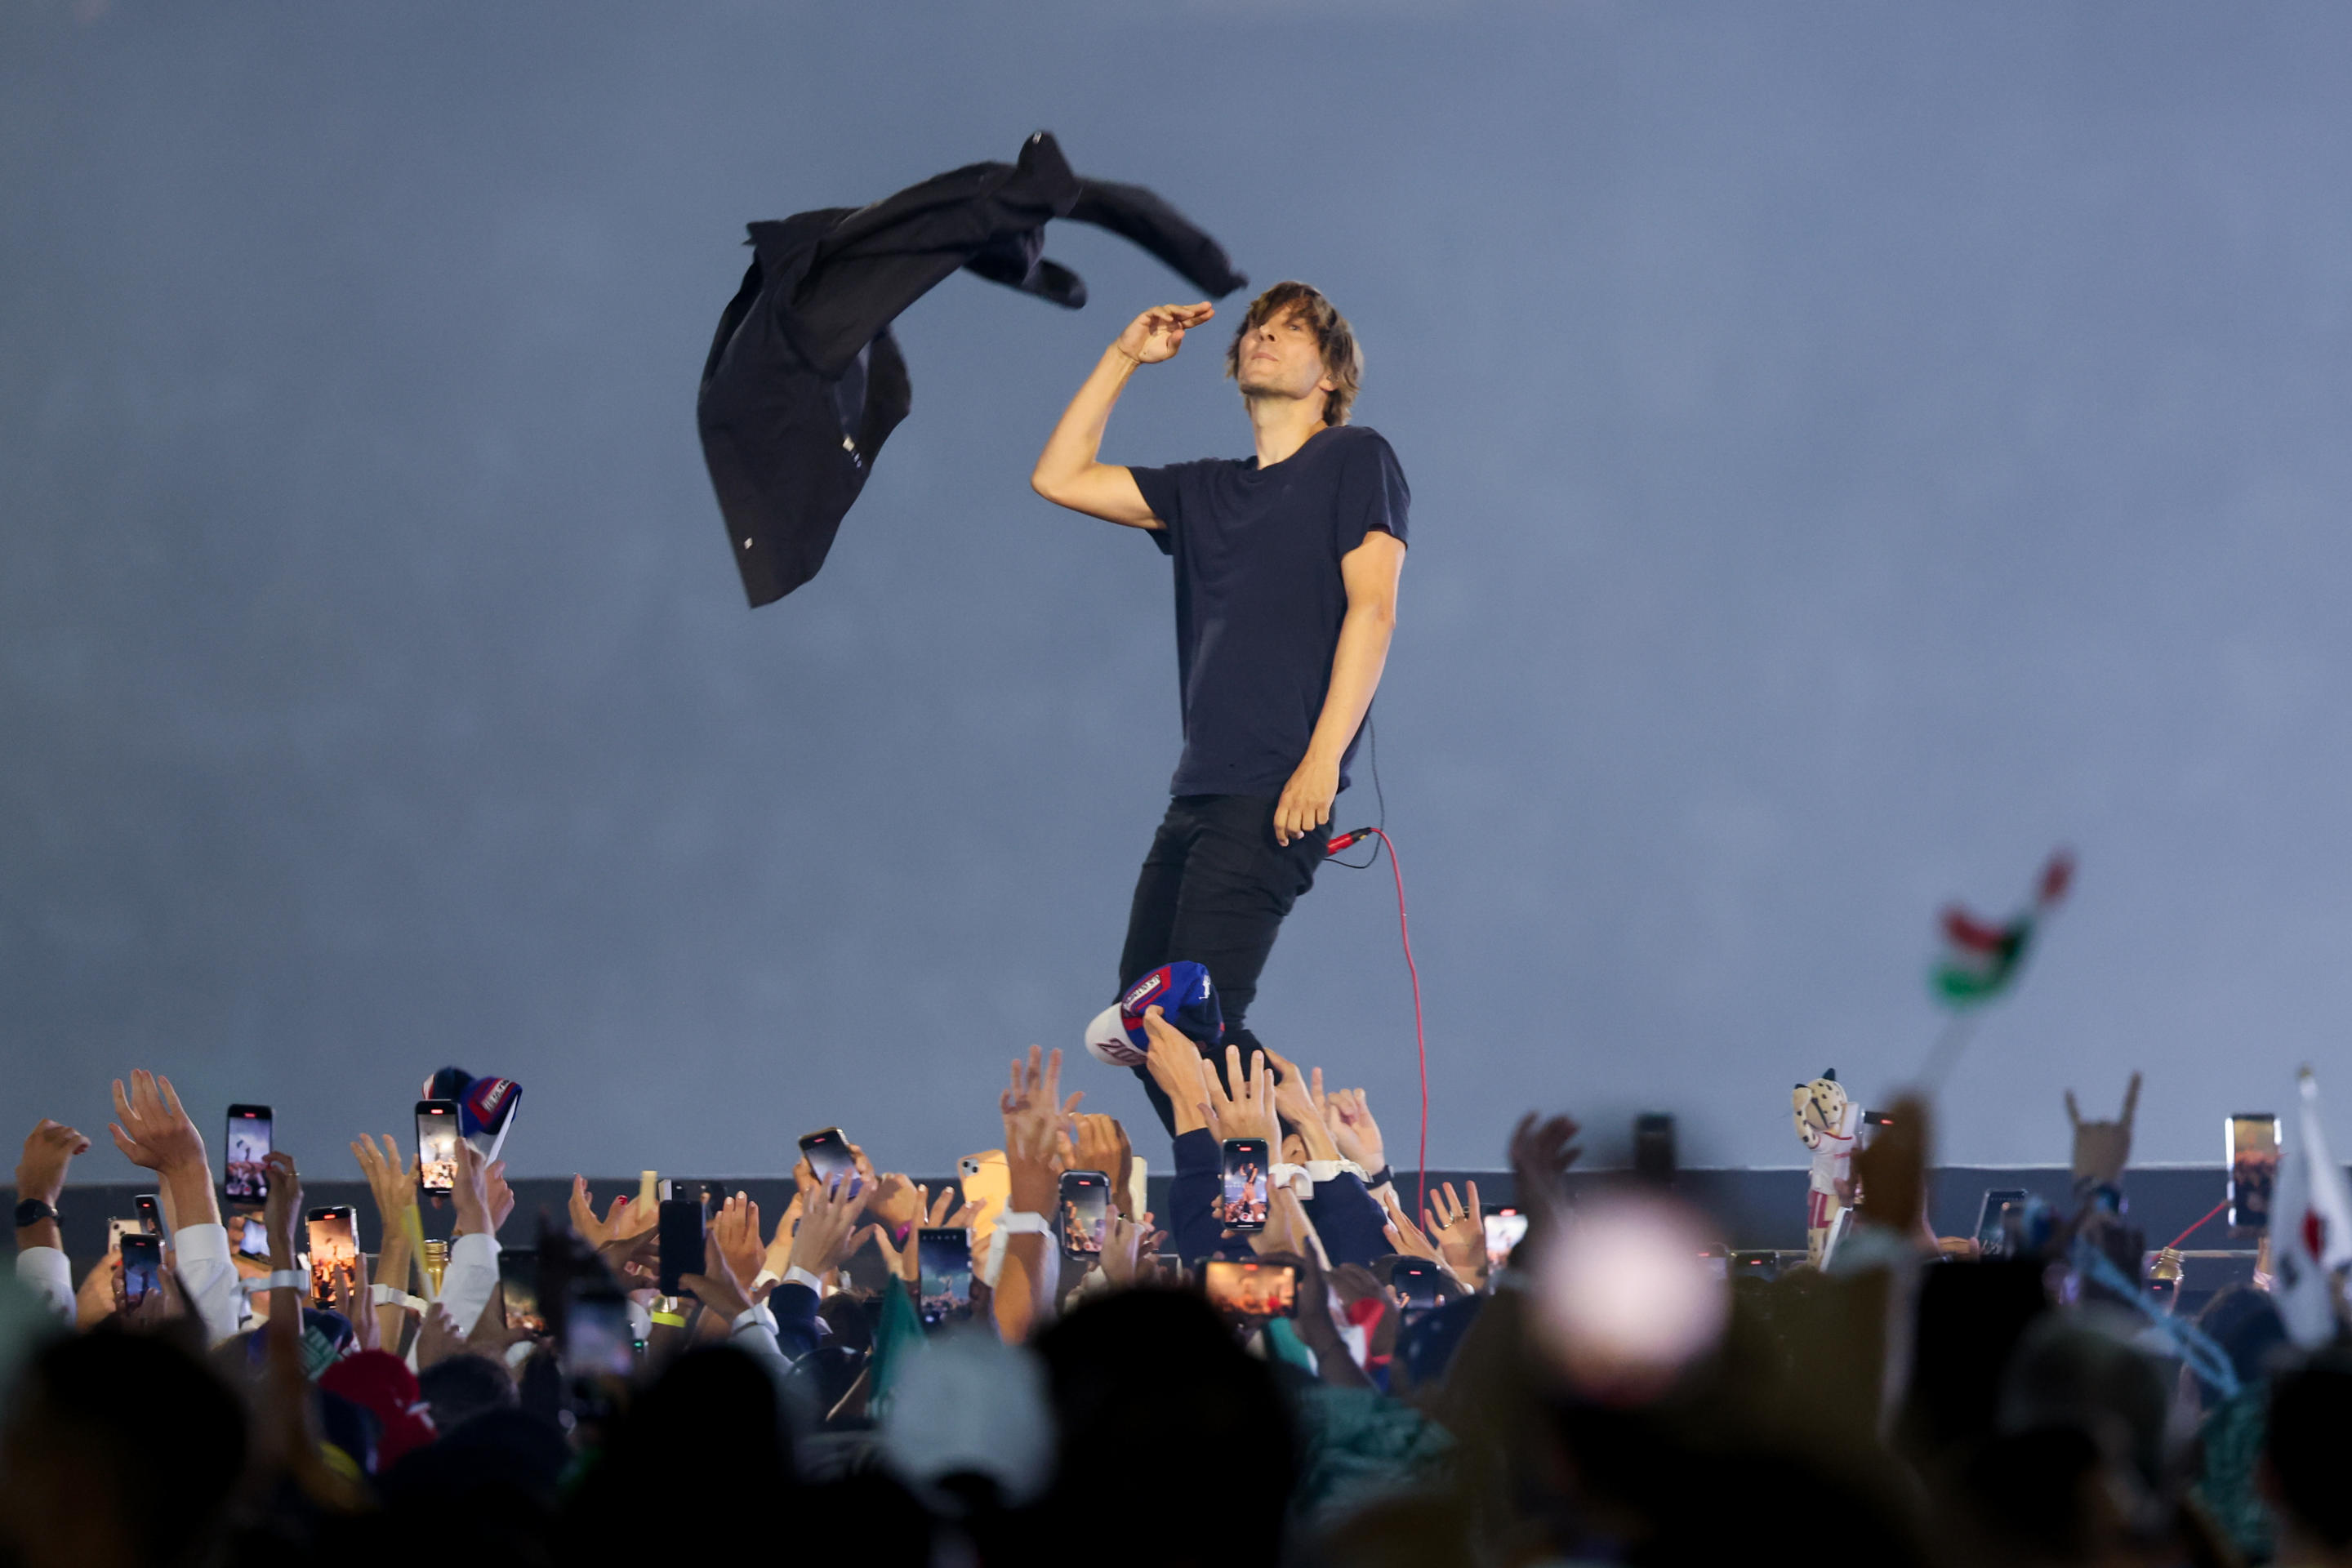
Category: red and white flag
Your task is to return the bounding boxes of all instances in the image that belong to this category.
[2270,1067,2352,1348]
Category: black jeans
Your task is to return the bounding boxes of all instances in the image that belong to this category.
[1118,794,1329,1134]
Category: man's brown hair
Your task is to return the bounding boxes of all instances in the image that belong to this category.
[1223,281,1362,426]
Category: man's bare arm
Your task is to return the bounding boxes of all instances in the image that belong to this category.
[1031,301,1214,528]
[1273,528,1405,846]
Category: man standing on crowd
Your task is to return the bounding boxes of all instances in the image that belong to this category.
[1031,283,1409,1128]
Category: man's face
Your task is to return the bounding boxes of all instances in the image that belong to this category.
[1235,305,1335,411]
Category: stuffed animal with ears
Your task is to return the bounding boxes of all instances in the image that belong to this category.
[1793,1069,1861,1267]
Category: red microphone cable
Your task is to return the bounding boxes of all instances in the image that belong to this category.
[1327,826,1429,1219]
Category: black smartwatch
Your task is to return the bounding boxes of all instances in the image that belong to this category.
[14,1198,57,1229]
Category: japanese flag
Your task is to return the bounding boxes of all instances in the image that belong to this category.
[2270,1067,2352,1348]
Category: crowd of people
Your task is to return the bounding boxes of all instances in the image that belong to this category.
[6,1010,2351,1568]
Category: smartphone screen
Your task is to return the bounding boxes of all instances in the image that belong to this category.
[235,1215,270,1259]
[1633,1112,1677,1185]
[224,1104,272,1203]
[1392,1258,1442,1310]
[1974,1188,2029,1258]
[564,1286,637,1379]
[499,1249,546,1334]
[917,1227,973,1325]
[1203,1258,1295,1318]
[305,1205,358,1308]
[133,1194,163,1236]
[416,1100,461,1196]
[2228,1114,2281,1230]
[120,1232,163,1306]
[1483,1210,1528,1271]
[799,1128,856,1187]
[657,1198,706,1298]
[1219,1138,1270,1232]
[1059,1169,1111,1258]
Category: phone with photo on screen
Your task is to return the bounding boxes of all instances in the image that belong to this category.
[917,1227,973,1325]
[499,1250,546,1334]
[305,1205,358,1307]
[1058,1169,1110,1258]
[416,1100,460,1196]
[1203,1258,1295,1319]
[119,1232,162,1306]
[2228,1113,2280,1231]
[1219,1138,1270,1232]
[798,1127,857,1187]
[1483,1209,1528,1272]
[564,1282,637,1381]
[223,1104,271,1205]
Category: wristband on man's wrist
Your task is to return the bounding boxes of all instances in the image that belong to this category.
[13,1198,56,1228]
[1366,1165,1394,1191]
[996,1210,1052,1236]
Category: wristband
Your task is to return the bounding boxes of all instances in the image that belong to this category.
[995,1210,1052,1236]
[368,1284,425,1311]
[781,1265,827,1294]
[1303,1159,1350,1185]
[649,1310,688,1329]
[750,1267,782,1291]
[1367,1165,1394,1191]
[1268,1162,1312,1196]
[257,1269,304,1293]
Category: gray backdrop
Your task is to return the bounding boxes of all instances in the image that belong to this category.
[8,0,2352,1183]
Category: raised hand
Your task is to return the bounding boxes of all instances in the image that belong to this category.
[680,1232,754,1321]
[108,1071,207,1178]
[570,1177,655,1249]
[867,1172,921,1235]
[1321,1085,1387,1175]
[351,1134,417,1227]
[452,1143,503,1240]
[1508,1111,1584,1219]
[1199,1045,1279,1147]
[712,1192,764,1285]
[1138,1008,1210,1137]
[1100,1209,1162,1290]
[1377,1186,1441,1265]
[786,1172,870,1281]
[329,1249,377,1352]
[1426,1180,1486,1287]
[1003,1046,1078,1214]
[416,1303,468,1370]
[1065,1114,1132,1198]
[1113,301,1215,365]
[2066,1071,2141,1187]
[1259,1048,1340,1162]
[260,1152,304,1269]
[16,1119,89,1209]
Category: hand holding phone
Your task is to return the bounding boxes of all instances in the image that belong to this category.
[1390,1258,1442,1311]
[223,1104,273,1204]
[1059,1170,1111,1258]
[798,1128,857,1187]
[416,1101,460,1196]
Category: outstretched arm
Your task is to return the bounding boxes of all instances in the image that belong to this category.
[1031,302,1214,526]
[1274,528,1405,846]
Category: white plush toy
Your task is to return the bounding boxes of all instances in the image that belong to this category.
[1793,1068,1862,1267]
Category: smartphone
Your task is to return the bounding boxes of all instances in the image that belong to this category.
[107,1218,140,1253]
[657,1198,706,1298]
[1219,1138,1271,1232]
[134,1193,163,1236]
[1058,1169,1111,1258]
[799,1127,856,1187]
[1392,1258,1443,1310]
[119,1232,163,1306]
[305,1205,358,1308]
[235,1215,270,1259]
[659,1178,712,1211]
[223,1104,272,1204]
[1729,1249,1779,1281]
[416,1100,461,1196]
[916,1227,973,1325]
[499,1249,546,1334]
[2228,1113,2281,1231]
[1203,1258,1296,1318]
[564,1285,637,1379]
[1633,1112,1677,1185]
[1483,1209,1529,1271]
[1974,1188,2030,1259]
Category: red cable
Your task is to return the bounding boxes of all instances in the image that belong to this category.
[2167,1197,2230,1251]
[1365,830,1429,1221]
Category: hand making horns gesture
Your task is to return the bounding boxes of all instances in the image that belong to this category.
[1115,302,1216,366]
[2065,1071,2142,1188]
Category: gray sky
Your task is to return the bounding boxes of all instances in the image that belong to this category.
[8,0,2352,1180]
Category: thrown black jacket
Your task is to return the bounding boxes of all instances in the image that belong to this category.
[697,131,1248,606]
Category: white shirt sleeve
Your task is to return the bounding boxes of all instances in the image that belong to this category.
[729,1303,788,1367]
[172,1223,243,1347]
[439,1232,501,1334]
[14,1247,74,1324]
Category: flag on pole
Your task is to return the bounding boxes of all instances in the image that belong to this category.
[2269,1066,2352,1348]
[1931,850,2074,1007]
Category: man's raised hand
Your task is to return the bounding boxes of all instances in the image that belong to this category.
[16,1120,89,1209]
[1115,302,1215,366]
[1200,1045,1279,1147]
[109,1071,206,1178]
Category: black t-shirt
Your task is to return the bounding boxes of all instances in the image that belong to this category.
[1129,424,1410,798]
